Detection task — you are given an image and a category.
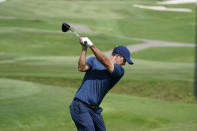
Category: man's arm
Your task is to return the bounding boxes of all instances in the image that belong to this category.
[78,39,90,72]
[90,45,114,73]
[80,37,114,73]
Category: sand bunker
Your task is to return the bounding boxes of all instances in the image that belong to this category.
[0,0,6,3]
[158,0,197,5]
[133,4,192,12]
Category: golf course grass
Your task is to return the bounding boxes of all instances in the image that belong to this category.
[0,78,197,131]
[133,47,195,63]
[0,0,196,130]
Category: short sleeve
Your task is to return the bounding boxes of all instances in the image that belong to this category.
[111,64,124,78]
[86,57,95,70]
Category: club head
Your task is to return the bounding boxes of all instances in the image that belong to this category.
[62,22,70,32]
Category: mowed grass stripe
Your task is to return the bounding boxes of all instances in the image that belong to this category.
[133,47,195,63]
[0,52,194,83]
[0,54,194,103]
[0,55,194,80]
[0,78,197,131]
[0,30,140,56]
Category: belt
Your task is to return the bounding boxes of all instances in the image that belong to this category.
[73,98,98,109]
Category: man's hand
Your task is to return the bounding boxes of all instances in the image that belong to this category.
[79,37,87,48]
[80,37,113,73]
[80,37,93,47]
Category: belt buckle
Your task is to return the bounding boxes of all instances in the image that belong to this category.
[90,105,98,109]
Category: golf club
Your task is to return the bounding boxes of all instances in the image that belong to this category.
[62,22,87,44]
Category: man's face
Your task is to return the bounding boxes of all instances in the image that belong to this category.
[116,55,126,66]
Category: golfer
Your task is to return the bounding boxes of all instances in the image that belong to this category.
[70,37,134,131]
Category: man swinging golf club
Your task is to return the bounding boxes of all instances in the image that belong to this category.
[70,37,134,131]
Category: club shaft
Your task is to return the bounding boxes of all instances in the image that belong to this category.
[70,28,80,38]
[70,29,87,44]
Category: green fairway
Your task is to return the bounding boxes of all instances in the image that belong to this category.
[0,0,196,130]
[0,78,197,131]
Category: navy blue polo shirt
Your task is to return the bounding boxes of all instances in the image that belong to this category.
[74,57,124,106]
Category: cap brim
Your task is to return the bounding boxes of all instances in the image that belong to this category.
[126,58,134,65]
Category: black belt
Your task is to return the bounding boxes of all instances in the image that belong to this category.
[73,98,98,109]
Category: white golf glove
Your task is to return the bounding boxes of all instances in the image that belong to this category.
[81,37,93,47]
